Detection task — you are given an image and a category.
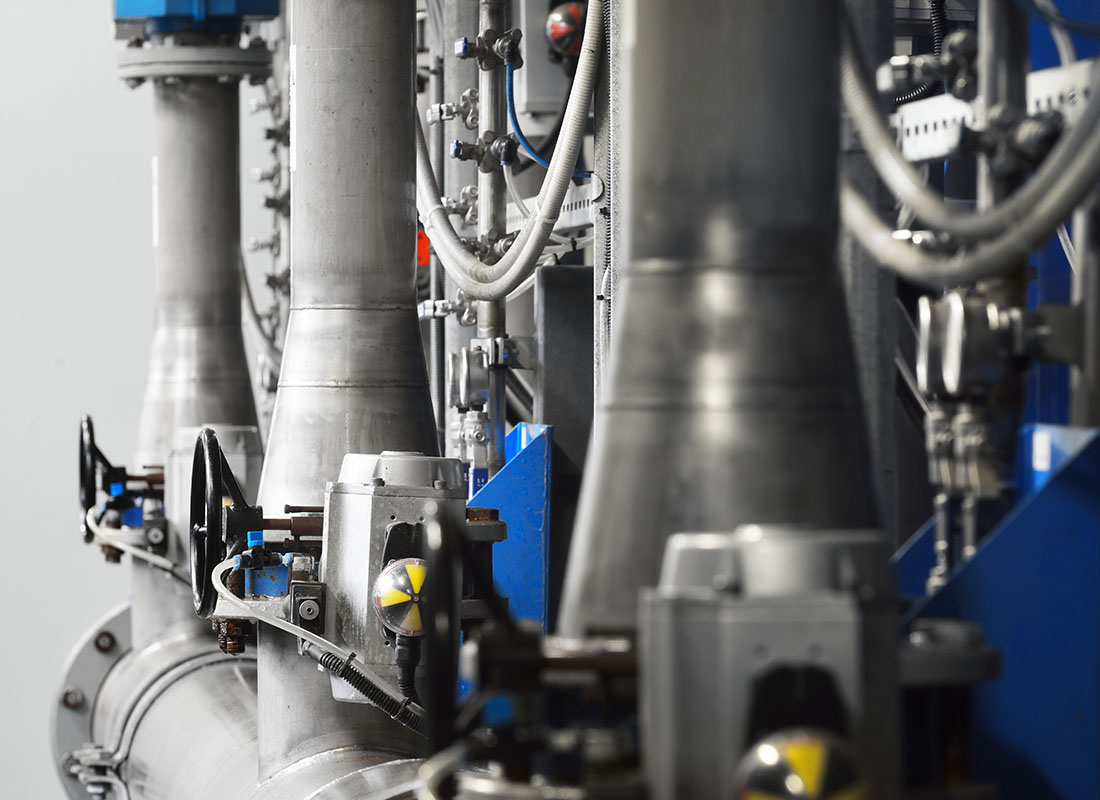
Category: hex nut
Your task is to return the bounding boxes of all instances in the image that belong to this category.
[94,631,116,653]
[61,688,85,710]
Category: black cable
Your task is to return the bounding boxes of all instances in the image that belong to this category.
[396,635,422,705]
[307,646,427,737]
[1010,0,1100,37]
[896,0,948,105]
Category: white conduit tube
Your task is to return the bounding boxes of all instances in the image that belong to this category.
[840,12,1100,244]
[416,0,603,301]
[85,508,188,582]
[841,153,1100,288]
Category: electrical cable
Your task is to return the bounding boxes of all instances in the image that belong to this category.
[1036,0,1078,65]
[85,508,190,584]
[415,0,603,300]
[840,3,1100,244]
[506,63,590,178]
[1058,222,1079,271]
[895,0,948,105]
[510,75,571,176]
[209,556,428,734]
[1010,0,1100,37]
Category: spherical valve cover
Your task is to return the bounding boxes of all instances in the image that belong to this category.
[546,3,586,57]
[373,558,427,637]
[735,729,869,800]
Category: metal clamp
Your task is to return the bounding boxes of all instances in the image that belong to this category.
[469,336,536,370]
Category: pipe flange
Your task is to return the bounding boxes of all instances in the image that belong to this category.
[51,603,131,800]
[118,45,271,82]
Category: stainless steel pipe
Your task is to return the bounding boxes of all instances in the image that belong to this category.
[256,0,437,783]
[132,76,260,647]
[58,62,263,800]
[559,0,878,636]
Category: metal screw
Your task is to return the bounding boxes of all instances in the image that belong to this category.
[298,599,321,621]
[94,631,116,654]
[146,527,165,546]
[454,37,471,59]
[61,688,85,710]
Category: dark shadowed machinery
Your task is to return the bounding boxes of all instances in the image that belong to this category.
[52,0,1100,798]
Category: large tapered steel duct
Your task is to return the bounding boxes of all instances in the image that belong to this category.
[558,0,878,636]
[255,0,437,783]
[54,36,268,800]
[129,67,262,648]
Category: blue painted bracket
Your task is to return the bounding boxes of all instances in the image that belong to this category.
[470,423,552,629]
[901,433,1100,800]
[892,425,1099,600]
[245,565,289,598]
[892,517,936,600]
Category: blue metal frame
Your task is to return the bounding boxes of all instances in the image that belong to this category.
[893,425,1099,598]
[899,434,1100,799]
[1023,0,1100,426]
[469,423,553,628]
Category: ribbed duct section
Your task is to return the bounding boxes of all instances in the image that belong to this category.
[558,0,878,636]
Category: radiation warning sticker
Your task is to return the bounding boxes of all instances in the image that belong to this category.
[738,731,869,800]
[372,558,428,637]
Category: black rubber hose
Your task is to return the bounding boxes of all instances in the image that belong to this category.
[312,648,427,737]
[895,0,948,105]
[396,635,422,705]
[398,665,421,705]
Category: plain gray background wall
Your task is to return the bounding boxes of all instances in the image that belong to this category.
[0,4,274,795]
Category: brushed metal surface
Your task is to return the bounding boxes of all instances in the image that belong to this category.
[559,0,877,637]
[255,0,439,781]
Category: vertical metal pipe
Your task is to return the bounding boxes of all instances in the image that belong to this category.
[977,0,1030,213]
[255,0,436,780]
[132,76,259,648]
[973,0,1029,514]
[1072,191,1100,426]
[65,54,264,800]
[430,54,448,452]
[477,0,509,476]
[559,0,877,637]
[443,0,481,457]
